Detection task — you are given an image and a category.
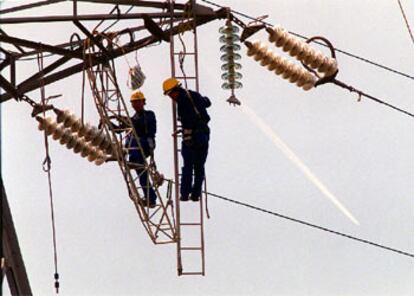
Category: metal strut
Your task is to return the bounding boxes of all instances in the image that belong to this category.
[169,0,206,276]
[85,38,177,245]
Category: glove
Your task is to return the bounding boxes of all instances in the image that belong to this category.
[147,138,155,150]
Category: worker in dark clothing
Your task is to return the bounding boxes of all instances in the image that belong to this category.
[162,78,211,202]
[126,89,157,208]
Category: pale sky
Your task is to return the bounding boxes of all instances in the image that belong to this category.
[2,1,414,295]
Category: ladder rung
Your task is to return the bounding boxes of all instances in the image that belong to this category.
[174,52,196,55]
[180,222,201,226]
[180,272,204,276]
[154,240,176,245]
[181,247,202,251]
[175,76,197,79]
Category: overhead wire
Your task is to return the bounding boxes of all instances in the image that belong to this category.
[397,0,414,46]
[329,78,414,119]
[200,0,414,81]
[191,1,413,260]
[202,0,414,119]
[206,191,414,259]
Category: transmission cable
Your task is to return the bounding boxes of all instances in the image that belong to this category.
[206,191,414,259]
[397,0,414,46]
[324,77,414,119]
[200,0,414,81]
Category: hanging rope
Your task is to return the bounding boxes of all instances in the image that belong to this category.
[397,0,414,46]
[178,38,188,89]
[37,50,60,294]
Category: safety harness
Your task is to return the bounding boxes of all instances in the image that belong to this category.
[182,89,209,148]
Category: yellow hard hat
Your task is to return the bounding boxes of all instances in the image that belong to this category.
[130,89,145,101]
[162,78,181,95]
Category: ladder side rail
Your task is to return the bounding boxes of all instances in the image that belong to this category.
[170,0,206,275]
[102,62,178,242]
[191,0,206,275]
[169,0,184,275]
[87,64,167,243]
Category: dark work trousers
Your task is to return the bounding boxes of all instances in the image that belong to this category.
[130,150,157,204]
[180,142,209,199]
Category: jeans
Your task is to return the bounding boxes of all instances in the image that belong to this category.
[180,142,209,199]
[130,150,156,203]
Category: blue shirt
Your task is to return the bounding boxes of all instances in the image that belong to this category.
[126,110,156,159]
[176,88,211,130]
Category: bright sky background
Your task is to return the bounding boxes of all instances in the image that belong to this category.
[2,0,414,295]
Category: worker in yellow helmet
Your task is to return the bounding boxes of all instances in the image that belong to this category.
[126,89,157,208]
[162,78,212,202]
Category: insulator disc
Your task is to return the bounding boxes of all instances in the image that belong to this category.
[288,39,302,57]
[221,72,243,80]
[63,113,77,128]
[260,53,274,66]
[59,129,73,145]
[73,138,85,154]
[282,36,296,52]
[78,122,91,138]
[87,148,99,162]
[84,126,99,142]
[220,52,241,62]
[221,62,242,71]
[80,143,93,158]
[310,51,325,69]
[302,47,318,66]
[275,30,289,47]
[302,83,314,91]
[36,116,49,131]
[70,119,83,133]
[90,131,106,147]
[325,60,338,76]
[219,34,239,43]
[55,109,70,124]
[66,136,77,150]
[219,25,240,34]
[45,121,58,136]
[221,81,243,90]
[220,44,241,52]
[99,137,112,151]
[94,150,106,165]
[95,158,105,166]
[52,125,65,140]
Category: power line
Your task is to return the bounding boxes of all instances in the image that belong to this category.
[328,78,414,119]
[206,191,414,259]
[397,0,414,46]
[200,0,414,81]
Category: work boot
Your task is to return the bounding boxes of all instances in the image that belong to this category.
[140,198,156,208]
[190,195,200,202]
[180,196,189,202]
